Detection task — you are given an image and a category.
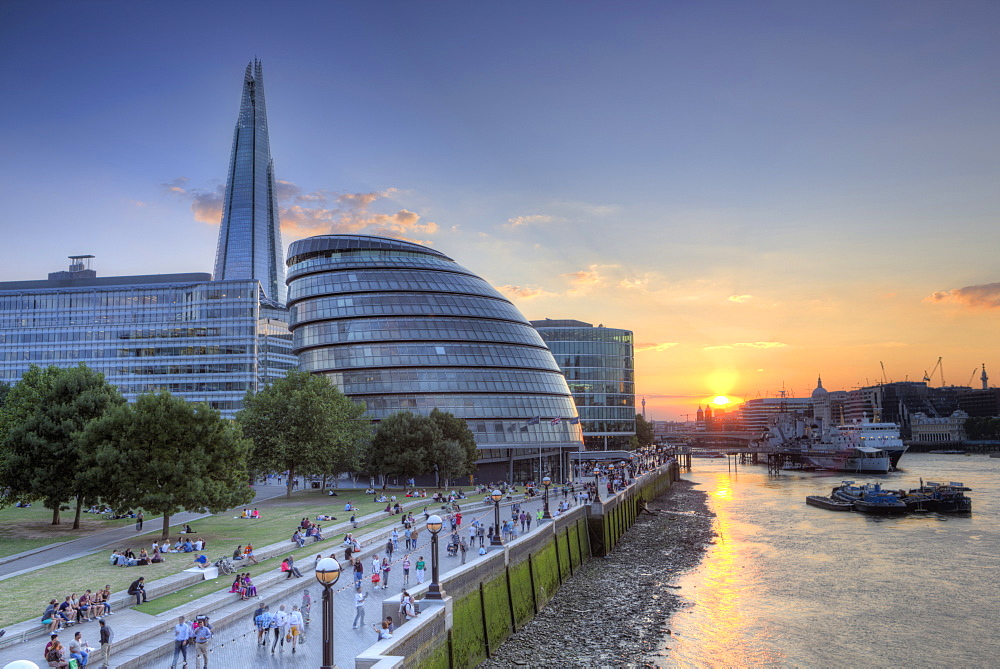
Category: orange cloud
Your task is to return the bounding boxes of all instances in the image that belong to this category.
[728,294,752,303]
[636,342,680,352]
[927,282,1000,309]
[166,178,436,243]
[496,285,558,300]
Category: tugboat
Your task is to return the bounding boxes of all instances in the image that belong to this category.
[853,489,908,515]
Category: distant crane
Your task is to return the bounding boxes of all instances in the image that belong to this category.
[923,357,944,387]
[880,361,888,384]
[967,368,979,387]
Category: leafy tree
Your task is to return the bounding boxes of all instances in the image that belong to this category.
[427,409,478,486]
[85,391,254,540]
[635,413,655,447]
[367,411,441,485]
[0,365,62,447]
[237,370,371,498]
[1,365,125,526]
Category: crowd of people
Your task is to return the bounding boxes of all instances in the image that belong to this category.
[40,587,114,634]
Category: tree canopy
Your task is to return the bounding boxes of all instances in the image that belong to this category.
[85,391,254,539]
[1,364,124,526]
[635,413,655,447]
[236,370,371,497]
[367,409,478,486]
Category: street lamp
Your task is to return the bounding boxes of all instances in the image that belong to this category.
[490,489,504,546]
[315,556,341,669]
[425,514,445,600]
[542,475,552,519]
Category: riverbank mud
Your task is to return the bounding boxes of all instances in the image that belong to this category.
[480,479,714,668]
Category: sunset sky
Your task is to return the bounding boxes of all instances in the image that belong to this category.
[2,1,1000,419]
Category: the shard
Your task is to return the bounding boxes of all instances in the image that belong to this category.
[213,59,286,304]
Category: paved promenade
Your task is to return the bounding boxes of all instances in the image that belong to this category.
[0,484,590,667]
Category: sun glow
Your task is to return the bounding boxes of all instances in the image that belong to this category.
[712,395,733,406]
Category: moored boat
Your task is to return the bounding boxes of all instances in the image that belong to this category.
[853,490,908,515]
[805,495,853,511]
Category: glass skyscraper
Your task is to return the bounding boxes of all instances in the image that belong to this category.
[285,235,585,482]
[530,319,636,450]
[213,59,286,305]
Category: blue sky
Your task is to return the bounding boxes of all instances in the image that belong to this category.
[2,1,1000,418]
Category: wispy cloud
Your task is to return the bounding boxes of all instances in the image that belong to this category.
[703,341,788,351]
[636,342,680,352]
[496,285,558,300]
[926,282,1000,309]
[561,264,618,295]
[165,179,438,243]
[728,294,753,303]
[503,214,556,229]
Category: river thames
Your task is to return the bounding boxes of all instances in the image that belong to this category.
[658,453,1000,667]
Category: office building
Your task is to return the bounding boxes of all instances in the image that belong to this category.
[285,234,585,482]
[0,257,294,415]
[530,319,635,450]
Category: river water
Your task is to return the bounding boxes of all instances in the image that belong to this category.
[658,453,1000,668]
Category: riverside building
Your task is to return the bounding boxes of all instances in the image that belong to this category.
[285,234,585,482]
[0,61,295,414]
[529,319,636,450]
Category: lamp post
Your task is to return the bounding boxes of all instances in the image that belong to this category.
[542,475,552,519]
[425,514,445,600]
[490,489,504,546]
[315,556,342,669]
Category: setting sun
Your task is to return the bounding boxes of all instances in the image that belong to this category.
[712,395,732,406]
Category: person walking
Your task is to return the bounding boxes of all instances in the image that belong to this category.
[352,586,368,628]
[353,559,364,588]
[98,619,112,667]
[193,617,212,668]
[385,538,394,561]
[170,616,191,668]
[254,605,271,646]
[287,605,304,653]
[301,589,312,624]
[460,538,468,564]
[135,512,143,532]
[271,604,288,653]
[380,557,391,589]
[402,556,411,585]
[477,523,485,547]
[415,556,426,584]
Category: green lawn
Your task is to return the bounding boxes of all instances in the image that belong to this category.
[0,486,473,628]
[0,505,136,559]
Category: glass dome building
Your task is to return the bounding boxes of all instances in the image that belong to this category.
[285,234,584,482]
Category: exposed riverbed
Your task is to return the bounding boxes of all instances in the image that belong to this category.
[480,480,714,668]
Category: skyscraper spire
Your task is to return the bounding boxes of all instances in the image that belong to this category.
[213,59,286,304]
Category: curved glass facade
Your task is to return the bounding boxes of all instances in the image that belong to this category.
[287,235,584,482]
[530,319,635,450]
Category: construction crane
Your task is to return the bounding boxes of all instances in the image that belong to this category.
[880,361,888,384]
[968,368,979,387]
[923,357,944,387]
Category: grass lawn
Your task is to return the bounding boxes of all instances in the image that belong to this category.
[0,486,475,628]
[0,505,135,559]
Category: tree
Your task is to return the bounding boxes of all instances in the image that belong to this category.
[85,391,255,540]
[427,409,478,486]
[1,365,124,526]
[0,365,62,448]
[237,370,371,498]
[367,411,441,485]
[635,413,655,447]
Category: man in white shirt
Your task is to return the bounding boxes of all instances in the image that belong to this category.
[287,605,305,653]
[353,586,368,628]
[270,605,288,654]
[170,616,192,668]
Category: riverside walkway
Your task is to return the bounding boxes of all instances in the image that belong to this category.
[0,483,591,667]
